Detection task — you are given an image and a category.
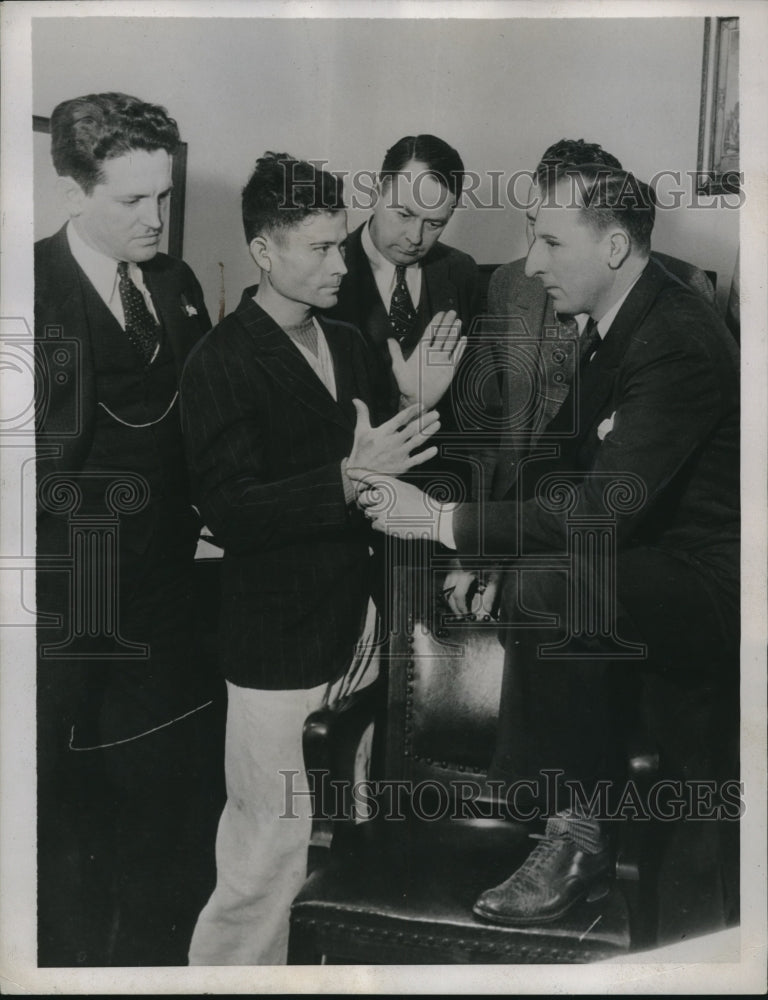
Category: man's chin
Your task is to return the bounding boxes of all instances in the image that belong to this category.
[130,240,162,261]
[314,290,340,310]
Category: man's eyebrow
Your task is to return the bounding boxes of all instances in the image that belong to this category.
[118,184,174,198]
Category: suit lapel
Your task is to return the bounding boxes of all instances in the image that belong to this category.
[346,225,392,346]
[551,262,663,452]
[421,250,458,314]
[141,263,200,376]
[236,291,353,431]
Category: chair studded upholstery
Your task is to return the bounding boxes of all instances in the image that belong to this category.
[289,562,637,964]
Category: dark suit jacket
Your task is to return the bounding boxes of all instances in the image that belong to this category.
[180,290,387,690]
[477,252,718,501]
[455,258,739,618]
[330,222,481,496]
[35,225,211,539]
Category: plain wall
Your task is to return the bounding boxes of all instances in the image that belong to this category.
[32,16,740,315]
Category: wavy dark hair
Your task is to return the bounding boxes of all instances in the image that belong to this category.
[535,137,623,181]
[241,152,345,243]
[50,92,180,193]
[539,163,656,254]
[379,134,465,202]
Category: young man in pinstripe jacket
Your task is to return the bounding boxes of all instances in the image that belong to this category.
[181,152,465,964]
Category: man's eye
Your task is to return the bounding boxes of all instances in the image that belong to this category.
[427,221,444,231]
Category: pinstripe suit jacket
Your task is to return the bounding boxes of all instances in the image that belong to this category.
[180,287,387,689]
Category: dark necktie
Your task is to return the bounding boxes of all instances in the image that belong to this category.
[389,265,416,343]
[579,317,601,370]
[117,261,160,366]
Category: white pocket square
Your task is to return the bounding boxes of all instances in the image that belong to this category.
[597,411,616,441]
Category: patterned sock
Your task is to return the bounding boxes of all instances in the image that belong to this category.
[545,810,605,854]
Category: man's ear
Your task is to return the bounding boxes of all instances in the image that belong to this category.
[607,230,631,270]
[370,174,384,210]
[249,235,271,272]
[58,176,87,217]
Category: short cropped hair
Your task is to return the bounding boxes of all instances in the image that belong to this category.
[542,164,656,255]
[241,152,346,244]
[535,138,623,183]
[379,135,465,202]
[50,92,180,194]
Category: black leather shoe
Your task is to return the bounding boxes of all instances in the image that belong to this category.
[473,828,611,926]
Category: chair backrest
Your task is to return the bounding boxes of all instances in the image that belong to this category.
[383,562,504,790]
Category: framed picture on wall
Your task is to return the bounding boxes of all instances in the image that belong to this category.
[32,114,187,258]
[697,16,739,195]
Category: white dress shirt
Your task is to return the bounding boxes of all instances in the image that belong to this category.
[361,220,422,312]
[66,220,159,328]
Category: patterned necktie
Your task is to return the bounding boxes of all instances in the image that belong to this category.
[117,261,160,366]
[579,317,601,370]
[389,265,416,343]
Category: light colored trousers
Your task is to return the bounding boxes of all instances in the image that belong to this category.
[188,679,328,965]
[190,595,378,967]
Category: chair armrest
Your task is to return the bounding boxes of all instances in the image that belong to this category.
[303,678,383,845]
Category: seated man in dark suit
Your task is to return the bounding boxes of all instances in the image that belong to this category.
[474,138,716,506]
[356,163,739,928]
[329,134,480,496]
[181,153,464,965]
[35,93,214,965]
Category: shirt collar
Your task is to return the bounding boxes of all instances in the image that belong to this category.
[66,220,148,303]
[594,268,645,337]
[361,219,421,287]
[555,267,646,340]
[66,221,122,304]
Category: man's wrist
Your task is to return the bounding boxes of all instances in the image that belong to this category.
[340,457,356,505]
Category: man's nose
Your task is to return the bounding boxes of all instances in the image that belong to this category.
[331,246,347,276]
[141,199,163,231]
[524,240,543,279]
[406,219,424,246]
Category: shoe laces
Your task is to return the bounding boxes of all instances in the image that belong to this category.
[508,832,569,890]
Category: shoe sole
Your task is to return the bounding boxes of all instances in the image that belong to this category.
[472,880,611,927]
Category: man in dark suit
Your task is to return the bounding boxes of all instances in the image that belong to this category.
[474,138,717,506]
[356,163,739,927]
[329,134,480,496]
[35,93,215,966]
[181,152,463,965]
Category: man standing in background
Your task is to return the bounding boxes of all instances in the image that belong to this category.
[35,92,217,966]
[330,134,480,497]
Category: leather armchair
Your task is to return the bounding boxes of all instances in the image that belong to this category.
[289,562,666,964]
